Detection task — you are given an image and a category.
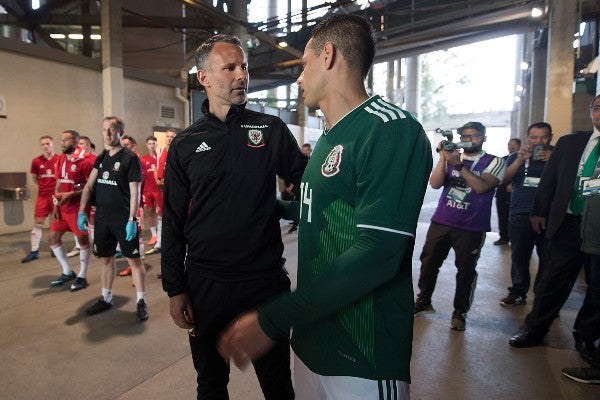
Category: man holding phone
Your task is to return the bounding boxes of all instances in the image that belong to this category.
[500,122,552,307]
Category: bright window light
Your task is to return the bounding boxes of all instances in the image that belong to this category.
[50,33,66,39]
[32,0,40,10]
[68,34,84,40]
[531,7,542,18]
[513,96,521,103]
[189,66,198,74]
[573,38,580,48]
[90,34,101,40]
[520,61,529,70]
[516,84,524,92]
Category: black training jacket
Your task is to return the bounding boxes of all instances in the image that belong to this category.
[161,100,308,297]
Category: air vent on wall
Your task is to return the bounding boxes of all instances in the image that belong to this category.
[160,104,176,119]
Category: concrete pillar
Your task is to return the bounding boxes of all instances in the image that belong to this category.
[513,33,526,137]
[405,55,420,119]
[101,0,125,119]
[545,0,577,139]
[530,29,548,124]
[230,0,249,51]
[296,92,306,145]
[386,61,395,102]
[396,59,404,106]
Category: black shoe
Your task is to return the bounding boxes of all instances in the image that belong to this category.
[414,301,435,316]
[509,330,544,348]
[21,250,39,263]
[500,293,526,307]
[70,277,88,292]
[494,239,509,245]
[85,298,112,315]
[50,272,76,287]
[136,299,149,321]
[562,367,600,384]
[575,338,598,366]
[450,310,466,331]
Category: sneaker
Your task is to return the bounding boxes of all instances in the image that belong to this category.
[136,299,149,321]
[414,302,435,316]
[450,310,466,331]
[66,247,81,258]
[493,239,509,245]
[500,293,526,307]
[85,298,113,315]
[70,277,88,292]
[21,250,39,263]
[50,272,77,287]
[562,367,600,384]
[147,236,157,246]
[145,247,161,255]
[118,266,132,276]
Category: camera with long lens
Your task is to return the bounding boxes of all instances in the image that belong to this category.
[436,128,473,152]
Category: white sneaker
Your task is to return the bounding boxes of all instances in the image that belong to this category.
[66,247,81,258]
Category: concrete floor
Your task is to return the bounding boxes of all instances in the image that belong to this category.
[1,216,599,400]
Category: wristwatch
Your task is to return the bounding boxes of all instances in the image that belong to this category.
[454,163,465,171]
[128,216,137,222]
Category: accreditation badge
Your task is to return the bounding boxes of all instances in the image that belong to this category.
[582,178,600,197]
[522,176,540,188]
[447,186,468,203]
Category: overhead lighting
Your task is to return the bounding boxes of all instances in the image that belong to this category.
[50,33,66,39]
[516,84,524,92]
[573,38,580,48]
[520,61,529,70]
[531,7,543,18]
[514,96,521,103]
[32,0,40,10]
[68,34,84,40]
[278,41,288,48]
[90,34,101,40]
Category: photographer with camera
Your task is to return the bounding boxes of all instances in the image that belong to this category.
[499,122,552,307]
[415,121,505,331]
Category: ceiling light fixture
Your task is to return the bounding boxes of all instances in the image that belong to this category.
[531,7,543,17]
[68,34,84,40]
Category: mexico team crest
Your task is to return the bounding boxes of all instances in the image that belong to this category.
[322,144,344,177]
[247,129,265,148]
[102,171,110,180]
[113,162,121,172]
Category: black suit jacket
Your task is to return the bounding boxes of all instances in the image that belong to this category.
[531,131,592,238]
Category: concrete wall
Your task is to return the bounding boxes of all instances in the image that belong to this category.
[0,49,185,235]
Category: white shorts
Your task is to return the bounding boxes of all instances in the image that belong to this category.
[294,355,410,400]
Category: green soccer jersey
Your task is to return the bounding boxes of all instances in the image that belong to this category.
[259,95,432,381]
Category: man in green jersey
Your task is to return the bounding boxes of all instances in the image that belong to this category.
[219,14,432,399]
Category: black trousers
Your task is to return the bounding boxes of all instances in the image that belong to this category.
[416,223,486,314]
[525,215,586,336]
[495,186,511,241]
[187,269,294,400]
[576,254,600,367]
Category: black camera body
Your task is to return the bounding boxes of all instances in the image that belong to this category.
[436,128,473,152]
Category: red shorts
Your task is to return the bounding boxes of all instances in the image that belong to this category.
[143,191,163,214]
[50,211,89,236]
[34,195,54,219]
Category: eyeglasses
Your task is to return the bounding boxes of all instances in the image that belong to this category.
[460,133,483,140]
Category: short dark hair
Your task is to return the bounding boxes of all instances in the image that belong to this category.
[121,134,137,145]
[591,94,600,110]
[63,130,80,142]
[146,136,157,143]
[195,34,243,70]
[459,122,486,136]
[309,14,376,80]
[509,138,522,146]
[527,122,552,136]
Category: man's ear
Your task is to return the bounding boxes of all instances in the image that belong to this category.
[482,135,487,142]
[323,42,335,70]
[197,70,208,87]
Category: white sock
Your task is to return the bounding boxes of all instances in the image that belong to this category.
[73,236,80,250]
[31,223,43,252]
[150,226,157,238]
[136,291,145,302]
[50,244,73,275]
[89,224,95,241]
[139,235,145,260]
[78,245,91,278]
[102,288,113,303]
[156,217,162,248]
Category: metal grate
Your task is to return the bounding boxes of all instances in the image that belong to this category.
[160,104,176,119]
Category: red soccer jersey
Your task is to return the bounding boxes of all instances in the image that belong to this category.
[31,154,59,197]
[156,147,168,180]
[55,147,94,214]
[140,153,159,193]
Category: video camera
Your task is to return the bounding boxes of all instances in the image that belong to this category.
[436,128,473,152]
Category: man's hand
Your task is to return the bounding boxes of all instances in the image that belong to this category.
[218,311,275,370]
[440,148,461,166]
[531,216,546,235]
[77,211,88,232]
[169,294,195,330]
[125,221,137,241]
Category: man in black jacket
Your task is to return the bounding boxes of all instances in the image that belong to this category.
[161,34,307,399]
